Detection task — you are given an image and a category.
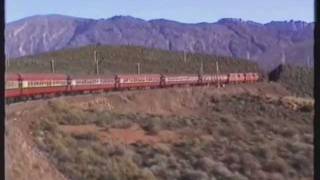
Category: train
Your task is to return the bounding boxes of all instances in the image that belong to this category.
[5,72,261,102]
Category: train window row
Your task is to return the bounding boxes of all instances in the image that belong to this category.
[26,80,68,88]
[74,79,100,85]
[121,77,159,83]
[73,79,115,86]
[166,77,198,81]
[5,81,19,89]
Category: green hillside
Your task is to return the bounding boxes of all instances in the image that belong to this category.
[7,45,260,75]
[278,65,314,97]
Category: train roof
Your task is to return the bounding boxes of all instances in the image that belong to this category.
[70,74,115,79]
[116,74,161,77]
[163,74,199,77]
[5,73,20,81]
[202,74,228,76]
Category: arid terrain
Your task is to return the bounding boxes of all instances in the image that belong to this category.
[5,82,314,180]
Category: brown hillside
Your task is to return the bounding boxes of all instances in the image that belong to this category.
[5,82,313,180]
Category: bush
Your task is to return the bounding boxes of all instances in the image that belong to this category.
[180,169,209,180]
[263,158,288,175]
[73,132,98,141]
[195,157,216,172]
[299,104,314,112]
[141,121,161,135]
[212,162,234,179]
[111,119,134,129]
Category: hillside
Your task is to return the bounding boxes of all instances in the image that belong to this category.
[6,83,313,180]
[5,14,314,71]
[269,65,314,97]
[7,45,261,75]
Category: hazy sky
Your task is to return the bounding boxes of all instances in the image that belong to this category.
[6,0,314,23]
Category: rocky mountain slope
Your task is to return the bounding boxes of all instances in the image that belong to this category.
[5,14,314,70]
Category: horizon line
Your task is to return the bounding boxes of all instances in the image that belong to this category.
[6,13,315,24]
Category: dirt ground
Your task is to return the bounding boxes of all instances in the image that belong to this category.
[5,82,312,180]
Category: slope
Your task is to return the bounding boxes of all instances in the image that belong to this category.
[7,45,261,75]
[5,15,314,70]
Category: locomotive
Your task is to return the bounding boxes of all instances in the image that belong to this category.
[5,72,261,102]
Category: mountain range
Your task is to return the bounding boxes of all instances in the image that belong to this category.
[5,14,314,71]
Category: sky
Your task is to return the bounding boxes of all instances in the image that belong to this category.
[6,0,314,23]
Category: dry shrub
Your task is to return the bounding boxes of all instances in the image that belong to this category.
[263,158,288,175]
[253,145,274,161]
[222,153,240,167]
[45,133,75,162]
[230,172,249,180]
[280,96,314,112]
[254,170,268,180]
[280,127,296,138]
[154,143,171,155]
[302,133,313,144]
[286,141,308,154]
[40,118,58,132]
[63,108,88,124]
[195,157,216,172]
[48,100,89,125]
[108,157,157,180]
[75,148,104,164]
[94,112,114,127]
[289,153,312,176]
[141,121,161,135]
[212,161,234,179]
[47,100,71,113]
[180,169,209,180]
[72,132,98,141]
[299,103,314,112]
[240,153,261,173]
[268,172,285,180]
[210,95,221,103]
[108,144,126,157]
[111,119,133,129]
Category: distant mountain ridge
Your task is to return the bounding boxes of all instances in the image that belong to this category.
[5,14,314,71]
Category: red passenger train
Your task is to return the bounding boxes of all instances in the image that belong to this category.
[5,72,261,102]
